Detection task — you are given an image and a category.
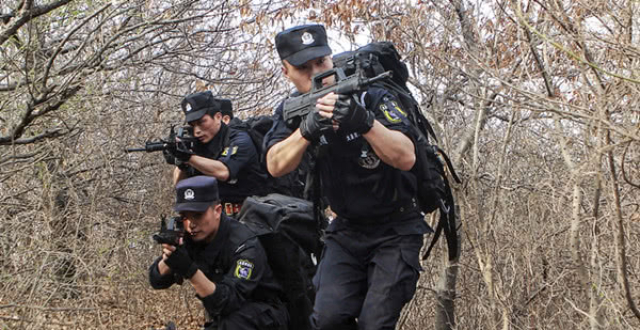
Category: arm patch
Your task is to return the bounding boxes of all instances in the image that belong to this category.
[234,259,254,280]
[380,100,407,123]
[221,146,239,156]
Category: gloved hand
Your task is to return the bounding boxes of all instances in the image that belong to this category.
[173,140,194,162]
[299,111,332,142]
[164,245,198,279]
[333,94,375,134]
[163,148,176,165]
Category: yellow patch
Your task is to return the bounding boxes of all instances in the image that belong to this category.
[221,146,238,156]
[381,101,406,123]
[391,101,407,116]
[234,259,254,280]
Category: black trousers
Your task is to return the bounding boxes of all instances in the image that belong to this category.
[310,224,424,330]
[204,300,288,330]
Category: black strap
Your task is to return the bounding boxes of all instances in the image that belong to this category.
[422,179,459,261]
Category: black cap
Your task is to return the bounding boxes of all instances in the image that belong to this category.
[174,176,219,212]
[219,99,233,119]
[276,24,332,67]
[181,91,233,123]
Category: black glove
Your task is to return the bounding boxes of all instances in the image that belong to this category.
[333,94,375,134]
[173,140,194,162]
[164,245,198,279]
[163,148,176,165]
[300,111,332,142]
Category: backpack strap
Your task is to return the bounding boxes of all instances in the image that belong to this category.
[422,177,459,261]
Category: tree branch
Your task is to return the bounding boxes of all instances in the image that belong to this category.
[0,0,73,46]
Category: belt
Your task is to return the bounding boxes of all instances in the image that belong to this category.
[223,202,242,216]
[348,199,420,224]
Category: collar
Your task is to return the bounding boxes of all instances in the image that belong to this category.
[185,214,230,261]
[195,123,229,158]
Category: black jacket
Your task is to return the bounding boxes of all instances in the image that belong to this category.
[149,215,283,318]
[187,123,268,203]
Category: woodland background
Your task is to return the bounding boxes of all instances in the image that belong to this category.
[1,0,639,329]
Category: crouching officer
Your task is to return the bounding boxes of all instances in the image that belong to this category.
[164,91,268,217]
[148,176,288,329]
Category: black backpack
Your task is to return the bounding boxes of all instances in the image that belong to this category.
[238,194,324,330]
[333,42,462,261]
[227,116,308,198]
[227,115,273,158]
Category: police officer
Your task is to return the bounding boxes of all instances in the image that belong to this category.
[166,91,267,217]
[148,176,288,329]
[265,24,431,330]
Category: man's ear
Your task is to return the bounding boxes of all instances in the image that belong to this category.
[281,62,289,79]
[213,203,222,216]
[214,111,223,121]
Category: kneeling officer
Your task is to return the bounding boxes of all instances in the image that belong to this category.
[148,176,288,329]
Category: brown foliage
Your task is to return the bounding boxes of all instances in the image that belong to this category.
[1,0,640,329]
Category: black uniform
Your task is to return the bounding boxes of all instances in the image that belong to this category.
[149,215,288,330]
[186,123,267,205]
[266,87,432,330]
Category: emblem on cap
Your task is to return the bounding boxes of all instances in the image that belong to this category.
[185,103,192,112]
[184,189,195,200]
[301,32,314,45]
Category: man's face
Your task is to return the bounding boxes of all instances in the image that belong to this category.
[181,204,222,243]
[283,56,335,94]
[189,112,222,144]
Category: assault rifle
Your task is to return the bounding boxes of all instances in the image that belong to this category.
[125,125,195,153]
[152,215,184,246]
[282,66,392,128]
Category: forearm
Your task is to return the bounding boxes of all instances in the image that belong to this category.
[173,167,187,186]
[364,121,416,171]
[187,155,230,181]
[266,129,310,177]
[158,259,172,276]
[149,258,176,289]
[189,270,217,297]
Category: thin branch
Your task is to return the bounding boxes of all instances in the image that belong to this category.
[621,141,640,189]
[608,130,640,321]
[0,0,74,46]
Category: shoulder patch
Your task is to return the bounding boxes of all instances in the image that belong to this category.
[381,100,407,123]
[234,259,254,280]
[221,146,239,156]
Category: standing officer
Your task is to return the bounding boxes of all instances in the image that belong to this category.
[148,176,288,329]
[264,24,432,330]
[166,91,267,217]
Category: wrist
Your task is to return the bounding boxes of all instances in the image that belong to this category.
[185,264,199,280]
[299,129,312,142]
[179,153,192,162]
